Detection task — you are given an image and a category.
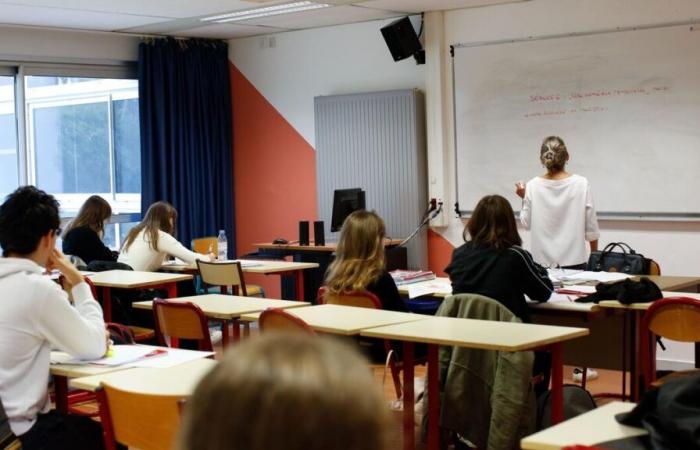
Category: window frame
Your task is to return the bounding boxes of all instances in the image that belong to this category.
[0,61,140,214]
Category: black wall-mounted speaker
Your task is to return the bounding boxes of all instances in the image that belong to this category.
[313,221,325,247]
[299,221,310,246]
[380,16,423,62]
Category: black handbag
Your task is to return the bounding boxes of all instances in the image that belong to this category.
[586,242,650,275]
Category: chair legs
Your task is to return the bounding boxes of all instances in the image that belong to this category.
[384,341,403,399]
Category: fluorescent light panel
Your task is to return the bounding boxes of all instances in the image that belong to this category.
[201,1,332,23]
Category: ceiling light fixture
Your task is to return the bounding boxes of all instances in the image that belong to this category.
[201,1,332,23]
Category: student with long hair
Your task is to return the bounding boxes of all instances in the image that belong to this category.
[324,210,407,312]
[62,195,116,265]
[445,194,552,322]
[178,333,392,450]
[118,201,211,272]
[516,136,600,268]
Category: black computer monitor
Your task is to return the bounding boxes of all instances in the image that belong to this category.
[331,188,366,232]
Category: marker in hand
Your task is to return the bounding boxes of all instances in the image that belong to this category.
[515,181,526,199]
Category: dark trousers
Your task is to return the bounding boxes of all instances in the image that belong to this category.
[19,411,104,450]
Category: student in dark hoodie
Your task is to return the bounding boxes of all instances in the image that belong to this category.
[445,194,553,323]
[62,195,117,265]
[0,186,107,450]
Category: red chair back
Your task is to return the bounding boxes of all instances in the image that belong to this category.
[317,286,382,309]
[259,308,315,335]
[641,296,700,387]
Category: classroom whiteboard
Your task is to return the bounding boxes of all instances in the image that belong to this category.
[453,23,700,217]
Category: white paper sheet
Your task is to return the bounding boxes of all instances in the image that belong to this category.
[559,271,632,283]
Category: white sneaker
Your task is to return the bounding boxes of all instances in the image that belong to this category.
[209,328,223,345]
[572,367,599,383]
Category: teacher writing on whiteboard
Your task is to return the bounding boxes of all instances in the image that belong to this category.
[515,136,600,270]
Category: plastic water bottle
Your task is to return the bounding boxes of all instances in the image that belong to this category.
[217,230,227,261]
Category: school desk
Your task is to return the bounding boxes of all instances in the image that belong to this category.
[361,317,588,450]
[520,401,645,450]
[239,303,424,335]
[87,270,193,321]
[50,361,129,414]
[160,259,318,301]
[69,358,217,395]
[133,294,309,345]
[598,291,700,399]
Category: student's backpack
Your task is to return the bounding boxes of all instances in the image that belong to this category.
[536,384,597,430]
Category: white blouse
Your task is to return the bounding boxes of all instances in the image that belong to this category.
[520,174,600,267]
[118,229,209,271]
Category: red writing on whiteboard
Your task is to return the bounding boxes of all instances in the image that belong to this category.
[530,94,561,102]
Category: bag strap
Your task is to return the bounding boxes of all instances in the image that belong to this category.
[602,242,629,255]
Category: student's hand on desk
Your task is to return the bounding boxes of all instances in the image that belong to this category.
[47,249,84,288]
[515,181,526,199]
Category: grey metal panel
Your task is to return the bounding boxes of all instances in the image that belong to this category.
[315,89,428,269]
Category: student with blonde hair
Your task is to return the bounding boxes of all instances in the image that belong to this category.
[178,333,392,450]
[324,210,407,312]
[516,136,600,269]
[118,201,211,271]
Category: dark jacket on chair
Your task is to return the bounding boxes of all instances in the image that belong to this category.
[430,294,536,450]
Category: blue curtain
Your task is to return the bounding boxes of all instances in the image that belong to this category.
[138,38,235,257]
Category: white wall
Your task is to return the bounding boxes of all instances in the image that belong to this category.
[229,19,426,148]
[440,0,700,367]
[0,26,139,64]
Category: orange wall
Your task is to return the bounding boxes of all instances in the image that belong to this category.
[231,63,317,297]
[230,62,453,292]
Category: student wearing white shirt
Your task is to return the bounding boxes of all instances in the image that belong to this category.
[118,201,212,272]
[0,186,107,449]
[516,136,600,268]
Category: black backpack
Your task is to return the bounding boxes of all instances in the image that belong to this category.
[536,384,597,430]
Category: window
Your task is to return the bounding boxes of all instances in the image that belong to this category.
[0,64,141,248]
[0,75,18,199]
[25,76,140,212]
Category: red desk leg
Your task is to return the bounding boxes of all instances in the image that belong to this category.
[295,270,304,301]
[54,375,69,414]
[166,282,178,299]
[222,320,230,347]
[403,341,415,450]
[427,344,440,450]
[232,319,241,341]
[101,287,112,322]
[550,342,564,424]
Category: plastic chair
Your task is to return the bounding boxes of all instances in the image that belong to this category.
[641,296,700,389]
[97,383,184,450]
[317,286,405,399]
[153,299,213,351]
[259,308,315,334]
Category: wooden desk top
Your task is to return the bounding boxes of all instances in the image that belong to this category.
[161,259,319,274]
[360,316,588,351]
[240,304,425,336]
[50,360,128,378]
[640,275,700,292]
[521,401,645,449]
[87,270,192,288]
[70,358,217,394]
[255,239,402,253]
[132,294,309,320]
[599,291,700,311]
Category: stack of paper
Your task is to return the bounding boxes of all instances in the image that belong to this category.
[390,270,436,286]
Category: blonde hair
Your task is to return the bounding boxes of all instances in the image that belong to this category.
[178,333,392,450]
[540,136,569,172]
[325,210,386,294]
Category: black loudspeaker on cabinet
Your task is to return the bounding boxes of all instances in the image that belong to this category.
[313,221,325,246]
[299,221,310,246]
[380,16,423,62]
